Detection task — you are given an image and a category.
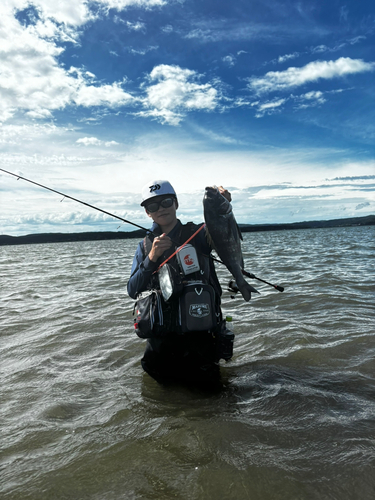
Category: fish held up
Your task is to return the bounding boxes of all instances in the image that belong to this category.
[203,186,259,301]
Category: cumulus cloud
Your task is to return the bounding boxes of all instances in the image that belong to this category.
[76,137,119,147]
[15,0,93,27]
[26,0,167,25]
[137,64,220,125]
[248,57,375,94]
[73,77,133,107]
[76,137,103,146]
[1,1,222,126]
[0,0,162,123]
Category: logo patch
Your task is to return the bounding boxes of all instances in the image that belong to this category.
[149,184,161,192]
[184,254,194,266]
[189,304,210,318]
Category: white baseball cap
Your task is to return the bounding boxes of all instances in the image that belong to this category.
[141,180,177,206]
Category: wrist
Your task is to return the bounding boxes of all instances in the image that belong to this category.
[149,249,158,262]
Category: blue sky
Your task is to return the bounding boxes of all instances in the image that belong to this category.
[0,0,374,235]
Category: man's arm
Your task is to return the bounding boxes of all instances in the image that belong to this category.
[127,242,159,299]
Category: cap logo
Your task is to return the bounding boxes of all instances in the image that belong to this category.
[149,184,161,193]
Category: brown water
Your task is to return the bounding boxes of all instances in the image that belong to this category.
[1,226,374,499]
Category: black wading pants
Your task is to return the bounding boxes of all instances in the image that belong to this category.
[141,330,221,387]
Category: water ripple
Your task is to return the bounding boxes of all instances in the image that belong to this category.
[1,227,374,499]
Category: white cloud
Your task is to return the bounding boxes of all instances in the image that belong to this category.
[293,90,326,109]
[300,90,325,100]
[255,98,288,117]
[0,152,93,165]
[16,0,93,27]
[348,36,366,45]
[126,20,146,31]
[248,57,375,94]
[278,52,300,64]
[73,78,133,107]
[15,0,166,26]
[76,137,103,146]
[0,123,63,144]
[0,1,162,123]
[25,108,54,119]
[222,55,236,67]
[257,98,287,111]
[76,137,119,146]
[310,35,366,56]
[251,88,348,117]
[2,139,374,235]
[161,24,173,33]
[222,50,247,67]
[102,0,166,9]
[191,125,244,145]
[0,40,134,121]
[137,64,220,125]
[311,44,331,54]
[128,45,158,55]
[184,20,277,43]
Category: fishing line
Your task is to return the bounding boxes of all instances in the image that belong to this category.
[1,168,283,292]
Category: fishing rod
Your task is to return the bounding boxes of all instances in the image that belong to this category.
[2,168,283,292]
[0,167,151,234]
[210,256,284,292]
[242,269,284,292]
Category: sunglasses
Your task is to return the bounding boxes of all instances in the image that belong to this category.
[145,197,175,213]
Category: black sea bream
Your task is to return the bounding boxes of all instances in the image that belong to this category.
[203,186,258,301]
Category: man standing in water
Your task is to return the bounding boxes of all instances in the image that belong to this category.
[127,180,232,387]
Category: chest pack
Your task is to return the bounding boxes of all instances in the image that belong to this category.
[133,281,217,337]
[133,223,221,337]
[178,281,217,333]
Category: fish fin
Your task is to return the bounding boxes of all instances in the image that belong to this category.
[238,282,260,301]
[237,222,243,241]
[229,218,243,242]
[205,226,216,250]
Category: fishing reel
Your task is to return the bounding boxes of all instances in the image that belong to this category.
[227,280,240,299]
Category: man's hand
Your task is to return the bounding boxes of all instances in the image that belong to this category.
[149,233,172,262]
[218,186,232,202]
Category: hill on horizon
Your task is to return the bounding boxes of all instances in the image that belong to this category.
[0,215,374,246]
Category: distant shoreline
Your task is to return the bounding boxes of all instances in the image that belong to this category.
[1,215,374,246]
